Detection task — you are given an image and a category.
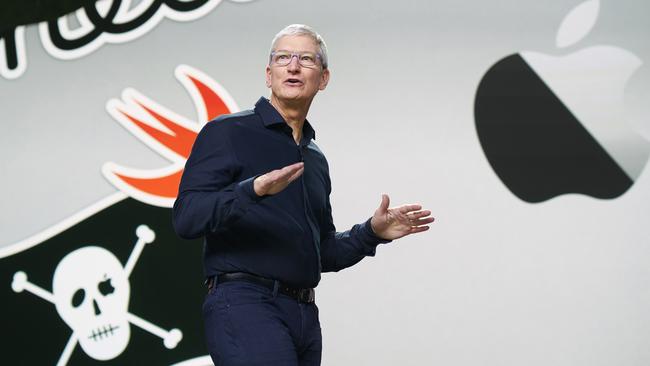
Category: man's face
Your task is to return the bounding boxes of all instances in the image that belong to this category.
[266,35,330,104]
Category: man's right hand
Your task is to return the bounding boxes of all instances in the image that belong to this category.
[253,162,305,196]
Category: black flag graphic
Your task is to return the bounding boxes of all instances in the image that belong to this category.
[2,198,209,365]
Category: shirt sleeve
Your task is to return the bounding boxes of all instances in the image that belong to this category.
[319,190,392,273]
[172,122,263,239]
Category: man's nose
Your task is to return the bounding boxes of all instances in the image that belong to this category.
[287,55,301,71]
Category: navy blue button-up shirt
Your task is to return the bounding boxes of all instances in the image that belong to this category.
[173,97,389,288]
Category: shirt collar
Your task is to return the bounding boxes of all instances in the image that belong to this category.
[254,97,316,141]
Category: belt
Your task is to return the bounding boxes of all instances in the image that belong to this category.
[205,272,315,303]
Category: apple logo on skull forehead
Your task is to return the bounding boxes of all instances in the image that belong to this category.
[474,0,648,203]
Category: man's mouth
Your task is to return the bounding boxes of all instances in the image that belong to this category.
[285,78,303,86]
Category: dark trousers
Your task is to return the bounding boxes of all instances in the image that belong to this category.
[203,280,322,366]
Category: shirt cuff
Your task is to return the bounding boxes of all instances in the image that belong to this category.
[235,175,265,204]
[359,218,392,246]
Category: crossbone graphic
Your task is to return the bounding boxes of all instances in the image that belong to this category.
[11,225,182,365]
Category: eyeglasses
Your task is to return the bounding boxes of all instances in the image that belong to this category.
[270,51,322,68]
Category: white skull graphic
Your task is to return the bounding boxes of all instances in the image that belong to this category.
[12,225,182,366]
[52,246,131,361]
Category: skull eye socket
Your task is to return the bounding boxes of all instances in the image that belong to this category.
[71,288,85,308]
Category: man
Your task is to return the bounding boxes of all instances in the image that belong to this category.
[173,24,434,366]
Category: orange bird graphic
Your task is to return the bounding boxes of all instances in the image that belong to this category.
[103,65,239,207]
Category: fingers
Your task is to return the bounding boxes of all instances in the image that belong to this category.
[399,204,422,214]
[266,162,303,181]
[254,162,304,196]
[276,162,304,184]
[287,166,305,183]
[406,215,434,236]
[406,210,432,220]
[279,162,304,177]
[411,216,435,225]
[403,209,434,230]
[409,225,430,234]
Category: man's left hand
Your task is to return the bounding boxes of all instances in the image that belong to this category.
[370,194,435,240]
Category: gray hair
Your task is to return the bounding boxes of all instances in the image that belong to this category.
[269,24,329,69]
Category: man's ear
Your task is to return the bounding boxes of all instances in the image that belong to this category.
[265,65,272,88]
[319,68,330,91]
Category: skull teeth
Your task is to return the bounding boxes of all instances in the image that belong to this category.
[88,324,120,341]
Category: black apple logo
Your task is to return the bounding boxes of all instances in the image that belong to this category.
[98,275,115,296]
[474,0,648,202]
